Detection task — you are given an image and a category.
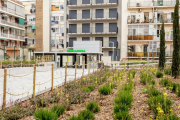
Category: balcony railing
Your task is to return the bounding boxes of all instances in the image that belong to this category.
[127,1,153,7]
[0,6,25,18]
[154,1,180,6]
[0,33,24,40]
[127,52,172,57]
[27,21,36,25]
[67,0,118,6]
[68,27,118,34]
[0,19,24,29]
[128,35,155,40]
[68,12,118,20]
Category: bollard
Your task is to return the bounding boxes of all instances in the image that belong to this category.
[88,61,90,75]
[65,62,67,85]
[33,67,36,99]
[51,64,54,91]
[82,62,85,77]
[3,69,7,109]
[75,62,77,80]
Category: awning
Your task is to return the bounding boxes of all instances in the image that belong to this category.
[0,38,7,40]
[55,5,59,7]
[32,25,36,29]
[19,18,24,25]
[0,25,5,27]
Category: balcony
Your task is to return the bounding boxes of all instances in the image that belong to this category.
[0,19,24,29]
[0,33,24,41]
[67,0,118,8]
[127,52,172,57]
[127,1,153,8]
[6,47,20,51]
[28,33,35,37]
[0,6,25,18]
[128,35,154,40]
[154,1,180,7]
[68,12,118,21]
[27,21,36,26]
[68,27,118,35]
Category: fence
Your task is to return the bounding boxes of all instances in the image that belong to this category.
[0,60,104,110]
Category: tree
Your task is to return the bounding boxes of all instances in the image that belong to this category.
[172,0,180,78]
[159,20,165,70]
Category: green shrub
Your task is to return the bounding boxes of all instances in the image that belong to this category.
[147,95,172,115]
[82,87,91,93]
[140,72,155,85]
[164,68,172,75]
[33,109,58,120]
[159,78,171,87]
[128,69,136,79]
[114,111,132,120]
[86,101,100,113]
[78,110,95,120]
[123,83,134,92]
[98,85,112,95]
[113,104,129,114]
[51,105,65,117]
[115,90,133,107]
[160,114,179,120]
[156,71,163,78]
[87,86,95,91]
[147,86,162,97]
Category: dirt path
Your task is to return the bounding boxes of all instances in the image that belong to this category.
[129,71,155,120]
[155,78,180,117]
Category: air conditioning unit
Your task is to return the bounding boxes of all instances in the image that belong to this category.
[154,7,158,12]
[138,9,141,12]
[136,3,141,7]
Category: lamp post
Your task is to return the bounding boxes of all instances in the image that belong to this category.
[109,41,114,61]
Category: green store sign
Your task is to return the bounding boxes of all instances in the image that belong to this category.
[67,50,86,52]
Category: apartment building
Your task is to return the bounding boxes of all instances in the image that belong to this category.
[64,0,121,61]
[0,0,25,59]
[124,0,177,59]
[22,0,36,60]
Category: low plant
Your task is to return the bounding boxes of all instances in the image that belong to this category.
[69,110,94,120]
[33,108,58,120]
[114,111,132,120]
[164,68,171,75]
[98,85,112,95]
[86,101,100,113]
[113,104,129,114]
[82,86,95,93]
[147,95,172,115]
[156,71,163,78]
[51,104,65,117]
[140,71,155,85]
[147,86,162,97]
[160,114,179,120]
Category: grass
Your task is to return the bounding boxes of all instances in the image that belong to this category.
[86,101,100,113]
[98,85,112,95]
[69,110,94,120]
[51,105,65,117]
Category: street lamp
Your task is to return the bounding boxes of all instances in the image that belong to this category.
[109,41,114,61]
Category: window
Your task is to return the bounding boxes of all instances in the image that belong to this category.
[109,37,117,47]
[109,0,117,3]
[60,16,64,21]
[82,10,90,19]
[96,9,104,18]
[69,10,77,19]
[82,0,90,4]
[82,37,90,41]
[109,8,117,18]
[82,23,90,33]
[70,0,77,5]
[109,23,117,32]
[95,23,103,32]
[51,5,59,11]
[69,38,77,47]
[69,24,77,33]
[51,16,59,21]
[60,5,64,10]
[96,0,104,4]
[51,28,59,33]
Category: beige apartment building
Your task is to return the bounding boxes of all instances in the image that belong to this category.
[124,0,177,59]
[64,0,121,61]
[0,0,25,59]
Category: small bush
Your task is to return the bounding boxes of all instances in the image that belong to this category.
[33,109,58,120]
[86,101,100,113]
[87,86,95,91]
[159,78,171,87]
[115,90,133,107]
[140,72,155,85]
[147,86,162,97]
[82,86,95,93]
[113,104,129,114]
[147,95,172,115]
[114,111,132,120]
[51,104,65,117]
[156,71,163,78]
[123,83,134,92]
[98,85,112,95]
[78,110,95,120]
[164,68,171,75]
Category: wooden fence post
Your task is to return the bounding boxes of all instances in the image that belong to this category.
[33,67,36,99]
[65,62,67,85]
[3,69,7,109]
[88,61,90,75]
[1,58,2,69]
[93,60,94,73]
[51,64,54,91]
[75,62,77,80]
[82,62,85,77]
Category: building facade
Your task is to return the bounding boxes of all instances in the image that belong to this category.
[124,0,176,59]
[0,0,25,59]
[22,0,36,60]
[64,0,121,61]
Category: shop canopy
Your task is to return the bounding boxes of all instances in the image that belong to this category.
[0,38,7,40]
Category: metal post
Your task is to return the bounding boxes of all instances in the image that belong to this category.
[3,69,7,109]
[75,62,77,80]
[51,64,54,91]
[65,62,67,85]
[33,67,36,99]
[82,62,85,77]
[88,61,90,75]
